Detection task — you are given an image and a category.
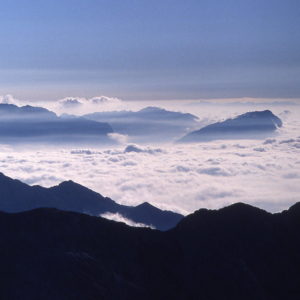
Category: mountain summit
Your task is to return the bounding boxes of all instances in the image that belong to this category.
[0,172,183,230]
[84,106,199,142]
[178,110,282,142]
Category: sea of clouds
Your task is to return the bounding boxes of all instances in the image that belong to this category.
[0,96,299,215]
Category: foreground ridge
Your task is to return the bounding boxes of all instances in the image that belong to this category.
[0,201,299,299]
[0,172,183,230]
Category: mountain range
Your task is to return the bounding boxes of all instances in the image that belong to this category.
[0,201,299,299]
[0,104,113,145]
[83,106,200,142]
[0,172,182,230]
[179,110,283,142]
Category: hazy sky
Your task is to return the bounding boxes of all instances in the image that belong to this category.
[0,0,299,101]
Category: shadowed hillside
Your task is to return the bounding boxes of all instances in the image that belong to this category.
[0,172,183,230]
[0,202,299,299]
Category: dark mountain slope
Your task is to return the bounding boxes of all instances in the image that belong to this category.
[179,110,282,142]
[171,203,300,299]
[0,209,178,300]
[0,173,183,230]
[0,202,300,299]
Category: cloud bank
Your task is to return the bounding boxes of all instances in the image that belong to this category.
[0,94,125,115]
[1,131,299,215]
[0,94,21,106]
[56,96,124,114]
[0,100,299,215]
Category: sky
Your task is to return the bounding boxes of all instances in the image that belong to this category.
[0,0,299,101]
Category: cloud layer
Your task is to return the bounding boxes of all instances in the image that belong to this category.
[57,96,123,114]
[0,100,299,215]
[1,131,299,215]
[0,94,125,115]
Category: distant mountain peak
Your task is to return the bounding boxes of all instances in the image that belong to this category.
[136,202,157,210]
[178,110,282,142]
[0,173,183,230]
[137,201,153,207]
[0,103,114,145]
[58,179,77,186]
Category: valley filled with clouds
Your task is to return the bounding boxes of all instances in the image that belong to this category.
[0,98,299,215]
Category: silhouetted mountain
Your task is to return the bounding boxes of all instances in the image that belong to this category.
[84,106,199,142]
[0,103,113,145]
[0,202,299,299]
[178,110,282,142]
[0,172,182,230]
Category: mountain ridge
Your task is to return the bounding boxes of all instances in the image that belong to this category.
[179,110,282,142]
[83,106,200,142]
[0,103,113,145]
[0,201,299,299]
[0,172,183,230]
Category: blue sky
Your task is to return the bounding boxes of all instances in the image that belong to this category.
[0,0,299,101]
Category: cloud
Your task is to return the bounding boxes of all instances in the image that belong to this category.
[90,96,122,105]
[253,147,266,152]
[56,95,124,114]
[0,94,127,116]
[108,133,129,145]
[59,97,83,108]
[197,167,233,176]
[0,101,299,215]
[279,138,296,144]
[263,138,277,145]
[124,144,163,154]
[70,149,99,155]
[0,94,21,105]
[282,172,300,179]
[1,132,299,216]
[100,212,154,228]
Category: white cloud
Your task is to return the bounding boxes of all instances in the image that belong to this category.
[56,95,124,114]
[108,133,129,145]
[0,94,126,115]
[100,212,154,228]
[1,133,300,215]
[0,94,21,105]
[58,97,83,108]
[90,96,122,105]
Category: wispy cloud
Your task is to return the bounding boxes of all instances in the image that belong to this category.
[57,96,124,114]
[100,212,154,228]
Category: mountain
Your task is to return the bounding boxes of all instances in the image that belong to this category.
[0,103,113,145]
[84,106,200,142]
[0,172,183,230]
[0,202,300,299]
[178,110,283,142]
